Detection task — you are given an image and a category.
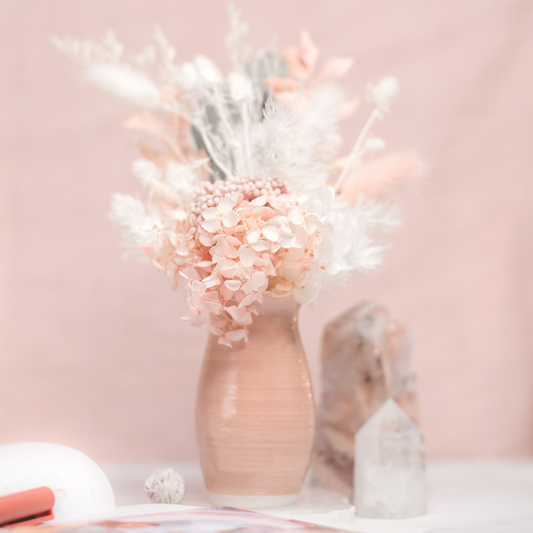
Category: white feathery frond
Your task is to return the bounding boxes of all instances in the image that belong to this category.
[225,3,253,69]
[133,159,162,186]
[325,206,384,275]
[152,26,177,70]
[346,237,385,272]
[251,86,342,193]
[135,45,157,70]
[135,27,178,84]
[109,193,159,259]
[296,83,343,170]
[51,31,123,65]
[165,161,203,198]
[355,197,403,233]
[300,84,342,141]
[251,99,298,178]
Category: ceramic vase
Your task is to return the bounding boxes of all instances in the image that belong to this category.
[195,295,316,509]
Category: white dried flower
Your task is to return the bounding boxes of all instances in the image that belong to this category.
[194,55,223,85]
[181,62,203,91]
[85,63,160,108]
[364,137,387,152]
[227,72,253,102]
[54,19,412,346]
[370,76,399,113]
[144,468,185,504]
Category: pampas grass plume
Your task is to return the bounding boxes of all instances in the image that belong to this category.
[85,63,160,108]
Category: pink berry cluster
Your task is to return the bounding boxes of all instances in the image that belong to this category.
[190,176,289,217]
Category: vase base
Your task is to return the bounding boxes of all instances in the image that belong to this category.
[207,491,299,509]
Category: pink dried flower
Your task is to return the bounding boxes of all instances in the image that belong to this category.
[54,18,415,346]
[141,179,324,346]
[341,152,424,201]
[318,57,354,82]
[282,31,319,80]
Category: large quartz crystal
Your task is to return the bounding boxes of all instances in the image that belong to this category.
[355,398,426,518]
[312,301,419,500]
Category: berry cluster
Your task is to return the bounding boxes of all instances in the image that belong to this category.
[190,176,289,216]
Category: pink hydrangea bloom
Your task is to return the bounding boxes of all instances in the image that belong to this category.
[140,178,332,346]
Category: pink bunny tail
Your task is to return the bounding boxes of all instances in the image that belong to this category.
[342,152,424,201]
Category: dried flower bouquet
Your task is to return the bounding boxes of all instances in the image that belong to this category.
[53,6,421,347]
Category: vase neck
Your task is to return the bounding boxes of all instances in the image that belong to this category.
[205,295,301,352]
[254,294,300,317]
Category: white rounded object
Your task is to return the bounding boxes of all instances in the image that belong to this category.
[0,442,115,520]
[144,468,186,504]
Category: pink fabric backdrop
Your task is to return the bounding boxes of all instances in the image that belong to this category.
[1,0,532,461]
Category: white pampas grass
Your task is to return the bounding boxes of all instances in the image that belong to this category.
[85,63,160,108]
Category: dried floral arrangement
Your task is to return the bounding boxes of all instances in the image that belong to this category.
[53,6,421,347]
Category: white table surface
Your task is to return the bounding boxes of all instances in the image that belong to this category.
[99,459,533,533]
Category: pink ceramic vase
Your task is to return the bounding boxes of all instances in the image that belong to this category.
[196,295,316,509]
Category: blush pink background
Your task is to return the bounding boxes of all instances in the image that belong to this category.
[1,0,532,461]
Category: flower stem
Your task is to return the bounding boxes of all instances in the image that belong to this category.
[334,107,380,194]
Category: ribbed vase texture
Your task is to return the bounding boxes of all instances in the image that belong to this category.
[195,296,316,508]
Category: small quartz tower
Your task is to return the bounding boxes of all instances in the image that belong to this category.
[355,398,426,518]
[312,301,419,500]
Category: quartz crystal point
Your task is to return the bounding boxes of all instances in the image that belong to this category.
[355,398,426,518]
[312,301,419,500]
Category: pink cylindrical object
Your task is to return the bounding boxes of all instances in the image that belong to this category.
[196,295,316,508]
[0,486,55,526]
